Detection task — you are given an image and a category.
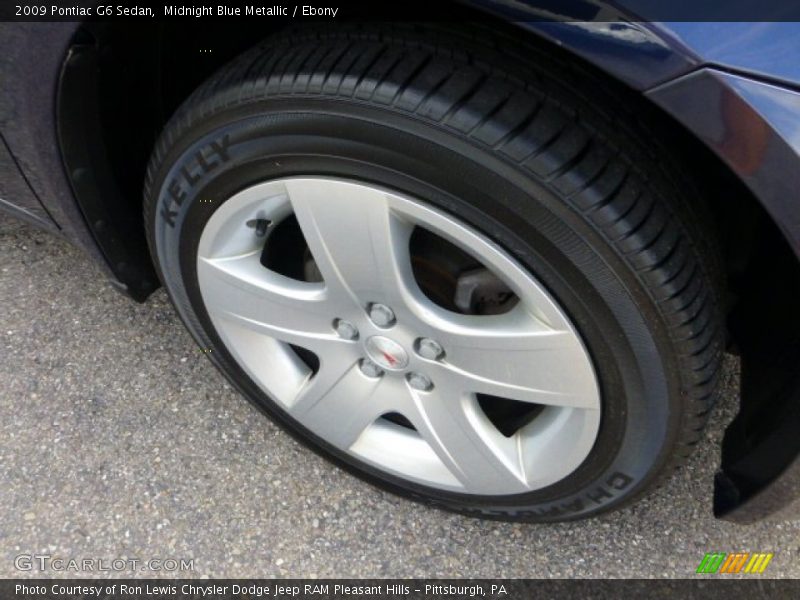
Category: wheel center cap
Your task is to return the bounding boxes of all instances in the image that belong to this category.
[365,336,409,371]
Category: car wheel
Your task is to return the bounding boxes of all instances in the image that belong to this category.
[144,25,724,521]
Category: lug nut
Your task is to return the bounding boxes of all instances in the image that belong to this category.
[368,303,396,327]
[407,372,434,392]
[359,358,384,378]
[416,338,445,361]
[334,318,358,340]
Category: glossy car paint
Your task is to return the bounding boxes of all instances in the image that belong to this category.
[0,23,112,272]
[649,70,800,257]
[1,4,799,522]
[0,133,51,226]
[657,22,800,89]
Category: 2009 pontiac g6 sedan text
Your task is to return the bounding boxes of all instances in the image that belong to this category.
[3,2,800,523]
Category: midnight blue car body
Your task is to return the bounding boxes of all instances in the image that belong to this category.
[1,1,799,522]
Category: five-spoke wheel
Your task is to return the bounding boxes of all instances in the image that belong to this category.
[197,178,601,494]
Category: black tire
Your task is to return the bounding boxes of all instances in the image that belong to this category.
[144,24,724,521]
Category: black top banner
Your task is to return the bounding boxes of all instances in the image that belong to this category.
[3,579,800,600]
[3,0,800,22]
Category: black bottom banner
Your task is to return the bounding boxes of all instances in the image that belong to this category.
[3,579,799,600]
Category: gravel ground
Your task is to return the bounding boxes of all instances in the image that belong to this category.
[1,212,798,579]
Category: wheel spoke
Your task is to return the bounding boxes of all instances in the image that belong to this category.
[289,358,396,450]
[406,383,530,494]
[197,251,341,352]
[428,305,599,409]
[286,178,416,309]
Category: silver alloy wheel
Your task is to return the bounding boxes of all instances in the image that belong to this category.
[196,178,601,495]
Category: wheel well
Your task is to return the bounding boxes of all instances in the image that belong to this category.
[58,15,800,352]
[57,20,279,299]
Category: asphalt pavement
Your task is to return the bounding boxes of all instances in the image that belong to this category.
[2,212,798,579]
